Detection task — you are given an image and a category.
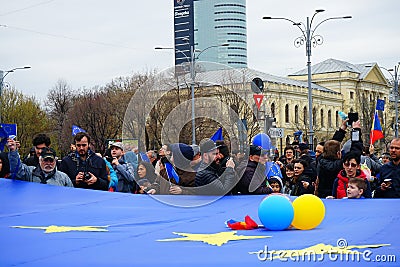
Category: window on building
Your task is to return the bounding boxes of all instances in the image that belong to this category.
[295,105,299,124]
[271,103,275,117]
[303,107,307,125]
[313,108,317,126]
[285,104,289,123]
[320,109,324,127]
[328,110,332,128]
[336,111,339,127]
[350,91,354,99]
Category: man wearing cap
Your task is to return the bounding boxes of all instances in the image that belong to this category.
[194,139,236,195]
[109,142,137,193]
[59,132,108,190]
[234,145,273,195]
[7,139,73,187]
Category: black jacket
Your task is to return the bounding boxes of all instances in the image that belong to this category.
[374,162,400,198]
[59,150,109,191]
[234,160,272,195]
[195,162,236,195]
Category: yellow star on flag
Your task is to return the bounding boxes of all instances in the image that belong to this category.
[11,225,109,233]
[158,231,271,246]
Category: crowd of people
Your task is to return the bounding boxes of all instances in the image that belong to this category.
[1,117,399,199]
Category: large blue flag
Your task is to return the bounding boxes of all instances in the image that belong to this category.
[72,125,86,136]
[210,127,223,142]
[165,162,180,184]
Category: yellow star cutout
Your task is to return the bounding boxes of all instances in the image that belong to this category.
[158,231,271,246]
[249,243,391,260]
[11,225,109,233]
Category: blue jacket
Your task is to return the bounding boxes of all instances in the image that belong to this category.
[112,158,137,193]
[59,150,109,191]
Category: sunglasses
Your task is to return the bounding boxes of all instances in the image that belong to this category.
[344,162,357,168]
[43,158,55,163]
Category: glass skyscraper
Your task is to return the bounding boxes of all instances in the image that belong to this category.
[174,0,247,70]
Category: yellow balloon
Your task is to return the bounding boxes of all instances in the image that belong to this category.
[291,194,325,230]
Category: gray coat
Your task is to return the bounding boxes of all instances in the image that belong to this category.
[9,150,73,187]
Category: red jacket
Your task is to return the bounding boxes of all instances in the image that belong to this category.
[335,169,367,199]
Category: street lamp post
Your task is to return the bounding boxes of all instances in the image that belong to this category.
[263,10,351,150]
[0,65,31,124]
[155,43,228,144]
[380,63,399,138]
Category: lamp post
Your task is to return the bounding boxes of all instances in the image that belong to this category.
[0,65,31,124]
[380,63,399,138]
[155,43,228,144]
[263,10,351,150]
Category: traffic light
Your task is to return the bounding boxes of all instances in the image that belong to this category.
[251,77,264,93]
[266,116,276,132]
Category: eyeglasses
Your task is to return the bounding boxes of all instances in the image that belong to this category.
[344,162,357,168]
[43,158,55,163]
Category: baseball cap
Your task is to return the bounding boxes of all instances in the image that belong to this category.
[200,139,220,153]
[110,141,124,150]
[40,147,56,160]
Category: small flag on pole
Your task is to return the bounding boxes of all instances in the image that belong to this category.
[72,125,86,136]
[370,111,384,144]
[376,99,385,111]
[210,127,223,142]
[165,162,180,184]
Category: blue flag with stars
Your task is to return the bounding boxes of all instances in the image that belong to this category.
[376,99,385,111]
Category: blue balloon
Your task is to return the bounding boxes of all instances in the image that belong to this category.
[252,133,271,150]
[258,195,294,231]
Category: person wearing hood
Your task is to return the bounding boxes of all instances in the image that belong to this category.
[331,151,372,199]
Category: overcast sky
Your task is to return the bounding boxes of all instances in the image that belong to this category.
[1,0,399,102]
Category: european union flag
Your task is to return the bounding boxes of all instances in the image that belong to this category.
[376,99,385,111]
[165,162,180,184]
[210,127,223,142]
[265,162,283,179]
[72,125,86,136]
[0,123,17,138]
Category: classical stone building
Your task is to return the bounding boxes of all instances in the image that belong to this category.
[142,58,394,153]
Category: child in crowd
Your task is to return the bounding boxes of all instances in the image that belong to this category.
[268,176,283,193]
[346,177,367,199]
[282,163,294,194]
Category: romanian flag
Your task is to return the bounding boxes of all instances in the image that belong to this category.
[370,111,384,144]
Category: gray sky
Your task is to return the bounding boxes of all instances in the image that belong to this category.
[1,0,399,102]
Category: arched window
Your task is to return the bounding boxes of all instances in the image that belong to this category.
[294,105,299,124]
[335,111,339,127]
[320,109,324,127]
[328,110,332,128]
[303,106,307,125]
[285,104,289,123]
[313,108,317,126]
[271,103,275,117]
